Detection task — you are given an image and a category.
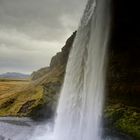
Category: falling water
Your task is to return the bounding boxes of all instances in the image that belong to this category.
[52,0,111,140]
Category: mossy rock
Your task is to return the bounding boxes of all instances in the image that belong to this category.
[116,111,140,140]
[105,103,140,140]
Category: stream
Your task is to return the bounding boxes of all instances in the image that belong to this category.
[0,117,135,140]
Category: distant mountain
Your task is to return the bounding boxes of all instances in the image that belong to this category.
[0,72,30,79]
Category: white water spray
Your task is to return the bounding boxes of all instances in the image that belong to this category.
[53,0,111,140]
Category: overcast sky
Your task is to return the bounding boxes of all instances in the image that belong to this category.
[0,0,86,74]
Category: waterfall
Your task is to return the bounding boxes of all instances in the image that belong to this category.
[33,0,111,140]
[53,0,111,140]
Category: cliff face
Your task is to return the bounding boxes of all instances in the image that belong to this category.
[107,47,140,106]
[106,47,140,140]
[107,0,140,107]
[105,1,140,138]
[50,31,76,69]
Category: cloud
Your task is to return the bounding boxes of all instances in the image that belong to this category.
[0,0,86,74]
[0,0,86,41]
[0,28,62,73]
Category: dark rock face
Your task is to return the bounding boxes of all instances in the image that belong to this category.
[107,0,140,106]
[105,2,140,138]
[112,0,140,49]
[107,47,140,106]
[50,31,76,69]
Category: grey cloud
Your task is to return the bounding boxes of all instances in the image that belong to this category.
[0,0,86,74]
[0,0,86,41]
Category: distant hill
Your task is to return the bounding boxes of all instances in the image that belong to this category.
[0,72,30,79]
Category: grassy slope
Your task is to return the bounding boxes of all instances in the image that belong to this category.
[0,65,63,117]
[0,79,28,94]
[0,79,46,117]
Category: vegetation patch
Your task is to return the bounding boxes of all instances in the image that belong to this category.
[105,103,140,140]
[0,82,45,117]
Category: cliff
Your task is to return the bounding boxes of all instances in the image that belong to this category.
[107,47,140,106]
[31,31,76,82]
[104,1,140,138]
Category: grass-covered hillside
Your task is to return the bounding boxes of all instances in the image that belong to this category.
[0,79,46,117]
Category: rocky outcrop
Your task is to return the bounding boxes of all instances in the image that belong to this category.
[50,31,76,69]
[31,31,76,81]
